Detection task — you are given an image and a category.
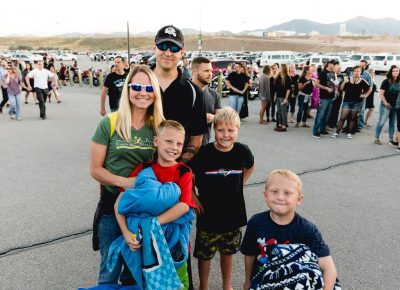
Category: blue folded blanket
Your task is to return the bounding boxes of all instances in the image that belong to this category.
[107,167,194,290]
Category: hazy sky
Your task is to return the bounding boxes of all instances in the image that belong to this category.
[1,0,400,36]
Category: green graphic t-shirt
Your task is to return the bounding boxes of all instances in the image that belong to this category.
[91,115,156,194]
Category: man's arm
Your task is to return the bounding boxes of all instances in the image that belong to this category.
[100,86,109,116]
[180,135,203,163]
[318,255,337,290]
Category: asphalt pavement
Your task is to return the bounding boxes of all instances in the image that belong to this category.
[0,80,399,290]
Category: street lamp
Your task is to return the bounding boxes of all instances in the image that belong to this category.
[242,22,245,52]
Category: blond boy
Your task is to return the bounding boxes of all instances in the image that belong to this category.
[189,107,255,290]
[240,169,337,290]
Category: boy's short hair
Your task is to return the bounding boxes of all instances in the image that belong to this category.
[156,119,185,137]
[213,107,240,129]
[266,169,303,195]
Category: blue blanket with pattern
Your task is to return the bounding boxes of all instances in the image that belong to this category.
[106,167,194,290]
[250,244,341,290]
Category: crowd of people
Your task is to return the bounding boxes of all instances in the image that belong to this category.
[0,56,63,120]
[253,58,400,153]
[85,25,344,290]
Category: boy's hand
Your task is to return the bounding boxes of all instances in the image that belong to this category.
[123,231,141,251]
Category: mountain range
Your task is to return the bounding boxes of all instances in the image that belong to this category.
[263,16,400,35]
[7,16,400,37]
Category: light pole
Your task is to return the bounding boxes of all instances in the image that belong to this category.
[242,22,245,52]
[127,22,130,64]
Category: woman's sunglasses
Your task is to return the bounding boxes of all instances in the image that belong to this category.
[156,42,181,53]
[128,83,154,92]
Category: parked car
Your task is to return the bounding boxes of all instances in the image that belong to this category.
[259,51,295,67]
[369,54,400,73]
[341,54,373,73]
[210,59,234,76]
[56,53,78,61]
[10,53,41,63]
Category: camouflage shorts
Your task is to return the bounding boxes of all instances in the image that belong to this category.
[193,228,242,260]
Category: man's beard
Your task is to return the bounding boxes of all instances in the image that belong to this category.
[198,75,211,86]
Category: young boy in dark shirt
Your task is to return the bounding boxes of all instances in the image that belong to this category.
[240,169,337,290]
[189,107,255,290]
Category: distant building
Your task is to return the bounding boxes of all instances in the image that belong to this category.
[308,31,320,36]
[247,30,265,37]
[264,30,296,37]
[339,24,346,36]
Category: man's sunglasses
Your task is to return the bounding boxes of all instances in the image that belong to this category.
[156,42,181,53]
[128,83,154,92]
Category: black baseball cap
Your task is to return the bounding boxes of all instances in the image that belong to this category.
[155,25,184,48]
[328,59,339,65]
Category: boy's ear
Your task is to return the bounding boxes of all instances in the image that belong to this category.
[296,194,304,205]
[153,136,158,147]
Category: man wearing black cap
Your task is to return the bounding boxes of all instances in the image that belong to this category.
[152,25,207,290]
[153,25,207,163]
[312,59,339,138]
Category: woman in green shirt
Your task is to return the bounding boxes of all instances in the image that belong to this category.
[90,65,164,284]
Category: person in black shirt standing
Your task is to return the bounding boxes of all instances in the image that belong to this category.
[152,24,208,289]
[331,66,371,139]
[152,25,208,164]
[225,62,250,113]
[189,108,254,290]
[312,60,338,138]
[100,56,128,116]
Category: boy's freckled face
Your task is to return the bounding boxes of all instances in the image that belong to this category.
[264,174,303,218]
[214,122,239,152]
[154,128,185,166]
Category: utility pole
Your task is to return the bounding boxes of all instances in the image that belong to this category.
[127,22,130,64]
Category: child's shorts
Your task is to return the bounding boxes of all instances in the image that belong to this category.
[193,228,242,260]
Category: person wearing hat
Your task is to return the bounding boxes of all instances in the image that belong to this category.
[152,25,207,163]
[312,59,339,138]
[152,24,208,289]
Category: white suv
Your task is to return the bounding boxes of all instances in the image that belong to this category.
[370,54,400,73]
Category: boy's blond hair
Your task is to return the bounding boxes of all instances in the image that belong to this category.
[156,120,185,137]
[266,169,303,195]
[213,107,240,128]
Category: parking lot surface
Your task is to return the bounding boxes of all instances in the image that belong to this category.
[0,81,399,289]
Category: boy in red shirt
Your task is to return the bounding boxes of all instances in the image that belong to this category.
[115,120,196,289]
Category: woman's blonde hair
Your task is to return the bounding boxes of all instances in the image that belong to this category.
[213,107,240,128]
[266,169,303,195]
[116,64,164,142]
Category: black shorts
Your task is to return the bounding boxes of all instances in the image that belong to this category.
[193,228,242,260]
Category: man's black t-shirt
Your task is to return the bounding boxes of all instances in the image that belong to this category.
[188,142,254,233]
[318,69,336,99]
[104,71,128,111]
[156,67,208,143]
[240,211,330,278]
